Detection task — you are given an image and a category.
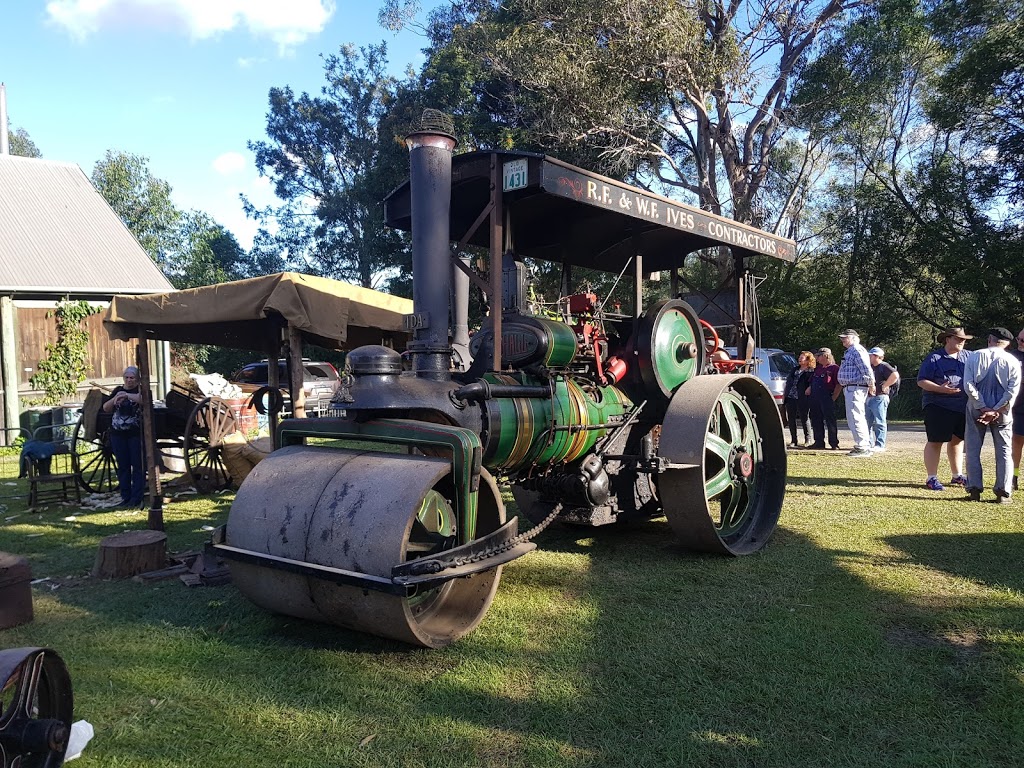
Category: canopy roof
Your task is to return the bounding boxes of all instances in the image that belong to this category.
[384,151,796,273]
[104,272,412,352]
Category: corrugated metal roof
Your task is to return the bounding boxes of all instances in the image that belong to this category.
[0,155,174,294]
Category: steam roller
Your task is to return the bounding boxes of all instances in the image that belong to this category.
[215,111,796,647]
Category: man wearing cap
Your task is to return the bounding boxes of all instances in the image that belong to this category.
[807,347,841,449]
[962,328,1020,502]
[866,347,900,452]
[836,329,874,457]
[917,327,972,491]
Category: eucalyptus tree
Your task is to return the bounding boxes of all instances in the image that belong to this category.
[246,43,412,290]
[388,0,863,233]
[8,127,41,158]
[91,150,181,272]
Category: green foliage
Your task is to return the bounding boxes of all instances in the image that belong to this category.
[91,150,182,270]
[29,299,100,405]
[8,127,41,158]
[246,43,412,290]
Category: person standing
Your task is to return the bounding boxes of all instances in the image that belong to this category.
[102,366,146,507]
[963,328,1020,502]
[866,347,899,452]
[783,351,815,448]
[1008,327,1024,491]
[807,348,841,450]
[917,327,971,491]
[836,329,874,457]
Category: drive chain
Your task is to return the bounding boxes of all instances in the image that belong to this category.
[447,503,564,568]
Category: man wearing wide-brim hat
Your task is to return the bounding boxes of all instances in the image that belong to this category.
[917,327,973,491]
[963,327,1021,502]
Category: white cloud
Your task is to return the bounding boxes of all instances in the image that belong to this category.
[46,0,335,51]
[212,151,246,175]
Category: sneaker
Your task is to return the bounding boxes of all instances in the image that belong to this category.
[803,441,813,449]
[967,488,982,502]
[787,442,799,449]
[996,494,1013,504]
[808,443,826,450]
[847,448,873,458]
[873,446,886,453]
[925,477,945,491]
[949,475,968,487]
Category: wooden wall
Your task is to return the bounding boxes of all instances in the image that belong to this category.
[17,307,133,387]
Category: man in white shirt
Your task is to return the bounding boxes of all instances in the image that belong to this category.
[963,327,1021,502]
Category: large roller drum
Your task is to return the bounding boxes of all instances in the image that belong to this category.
[226,445,506,648]
[656,374,785,555]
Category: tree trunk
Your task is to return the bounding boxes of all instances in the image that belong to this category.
[93,530,168,579]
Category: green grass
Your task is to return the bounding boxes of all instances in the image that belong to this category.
[1,440,1022,767]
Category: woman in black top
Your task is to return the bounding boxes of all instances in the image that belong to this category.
[101,366,145,507]
[783,351,815,448]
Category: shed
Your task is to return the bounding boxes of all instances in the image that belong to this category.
[0,154,174,442]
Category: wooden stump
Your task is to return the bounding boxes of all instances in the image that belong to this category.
[93,530,168,579]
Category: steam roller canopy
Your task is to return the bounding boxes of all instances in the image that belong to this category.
[637,299,706,397]
[226,445,506,648]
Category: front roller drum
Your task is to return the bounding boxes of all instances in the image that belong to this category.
[226,446,505,648]
[657,374,786,555]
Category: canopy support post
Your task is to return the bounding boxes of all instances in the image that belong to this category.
[288,326,306,419]
[137,339,163,531]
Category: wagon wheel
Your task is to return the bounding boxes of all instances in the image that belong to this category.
[71,418,117,494]
[184,397,237,494]
[0,647,73,768]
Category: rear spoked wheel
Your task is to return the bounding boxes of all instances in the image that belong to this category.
[184,397,237,493]
[656,374,786,555]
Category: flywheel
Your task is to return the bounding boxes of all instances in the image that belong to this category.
[636,299,706,398]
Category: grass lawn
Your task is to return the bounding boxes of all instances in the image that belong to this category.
[1,433,1022,767]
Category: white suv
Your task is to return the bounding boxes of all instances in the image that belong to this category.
[725,347,797,411]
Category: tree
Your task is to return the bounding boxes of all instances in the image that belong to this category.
[8,127,41,158]
[91,151,181,271]
[247,43,412,290]
[407,0,862,232]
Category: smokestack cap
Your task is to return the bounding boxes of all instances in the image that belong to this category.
[405,108,456,147]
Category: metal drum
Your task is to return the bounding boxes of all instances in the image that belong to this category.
[226,445,506,648]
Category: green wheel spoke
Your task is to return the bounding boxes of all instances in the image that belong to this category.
[705,466,733,499]
[705,433,732,463]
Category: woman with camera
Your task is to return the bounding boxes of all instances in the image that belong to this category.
[102,366,145,507]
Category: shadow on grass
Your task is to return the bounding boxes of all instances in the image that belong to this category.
[886,531,1024,596]
[17,512,1022,768]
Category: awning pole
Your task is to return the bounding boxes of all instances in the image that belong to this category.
[137,340,164,531]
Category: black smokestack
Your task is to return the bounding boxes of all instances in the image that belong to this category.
[405,110,456,379]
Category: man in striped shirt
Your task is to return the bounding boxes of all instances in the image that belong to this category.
[837,329,875,457]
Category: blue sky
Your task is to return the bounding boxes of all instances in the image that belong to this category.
[1,0,442,248]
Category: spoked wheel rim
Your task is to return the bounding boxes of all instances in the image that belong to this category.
[227,446,505,648]
[184,397,237,493]
[0,648,73,768]
[71,418,117,494]
[657,374,786,555]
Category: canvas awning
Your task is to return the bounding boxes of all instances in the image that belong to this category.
[103,272,412,351]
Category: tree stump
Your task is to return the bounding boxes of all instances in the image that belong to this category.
[93,530,168,579]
